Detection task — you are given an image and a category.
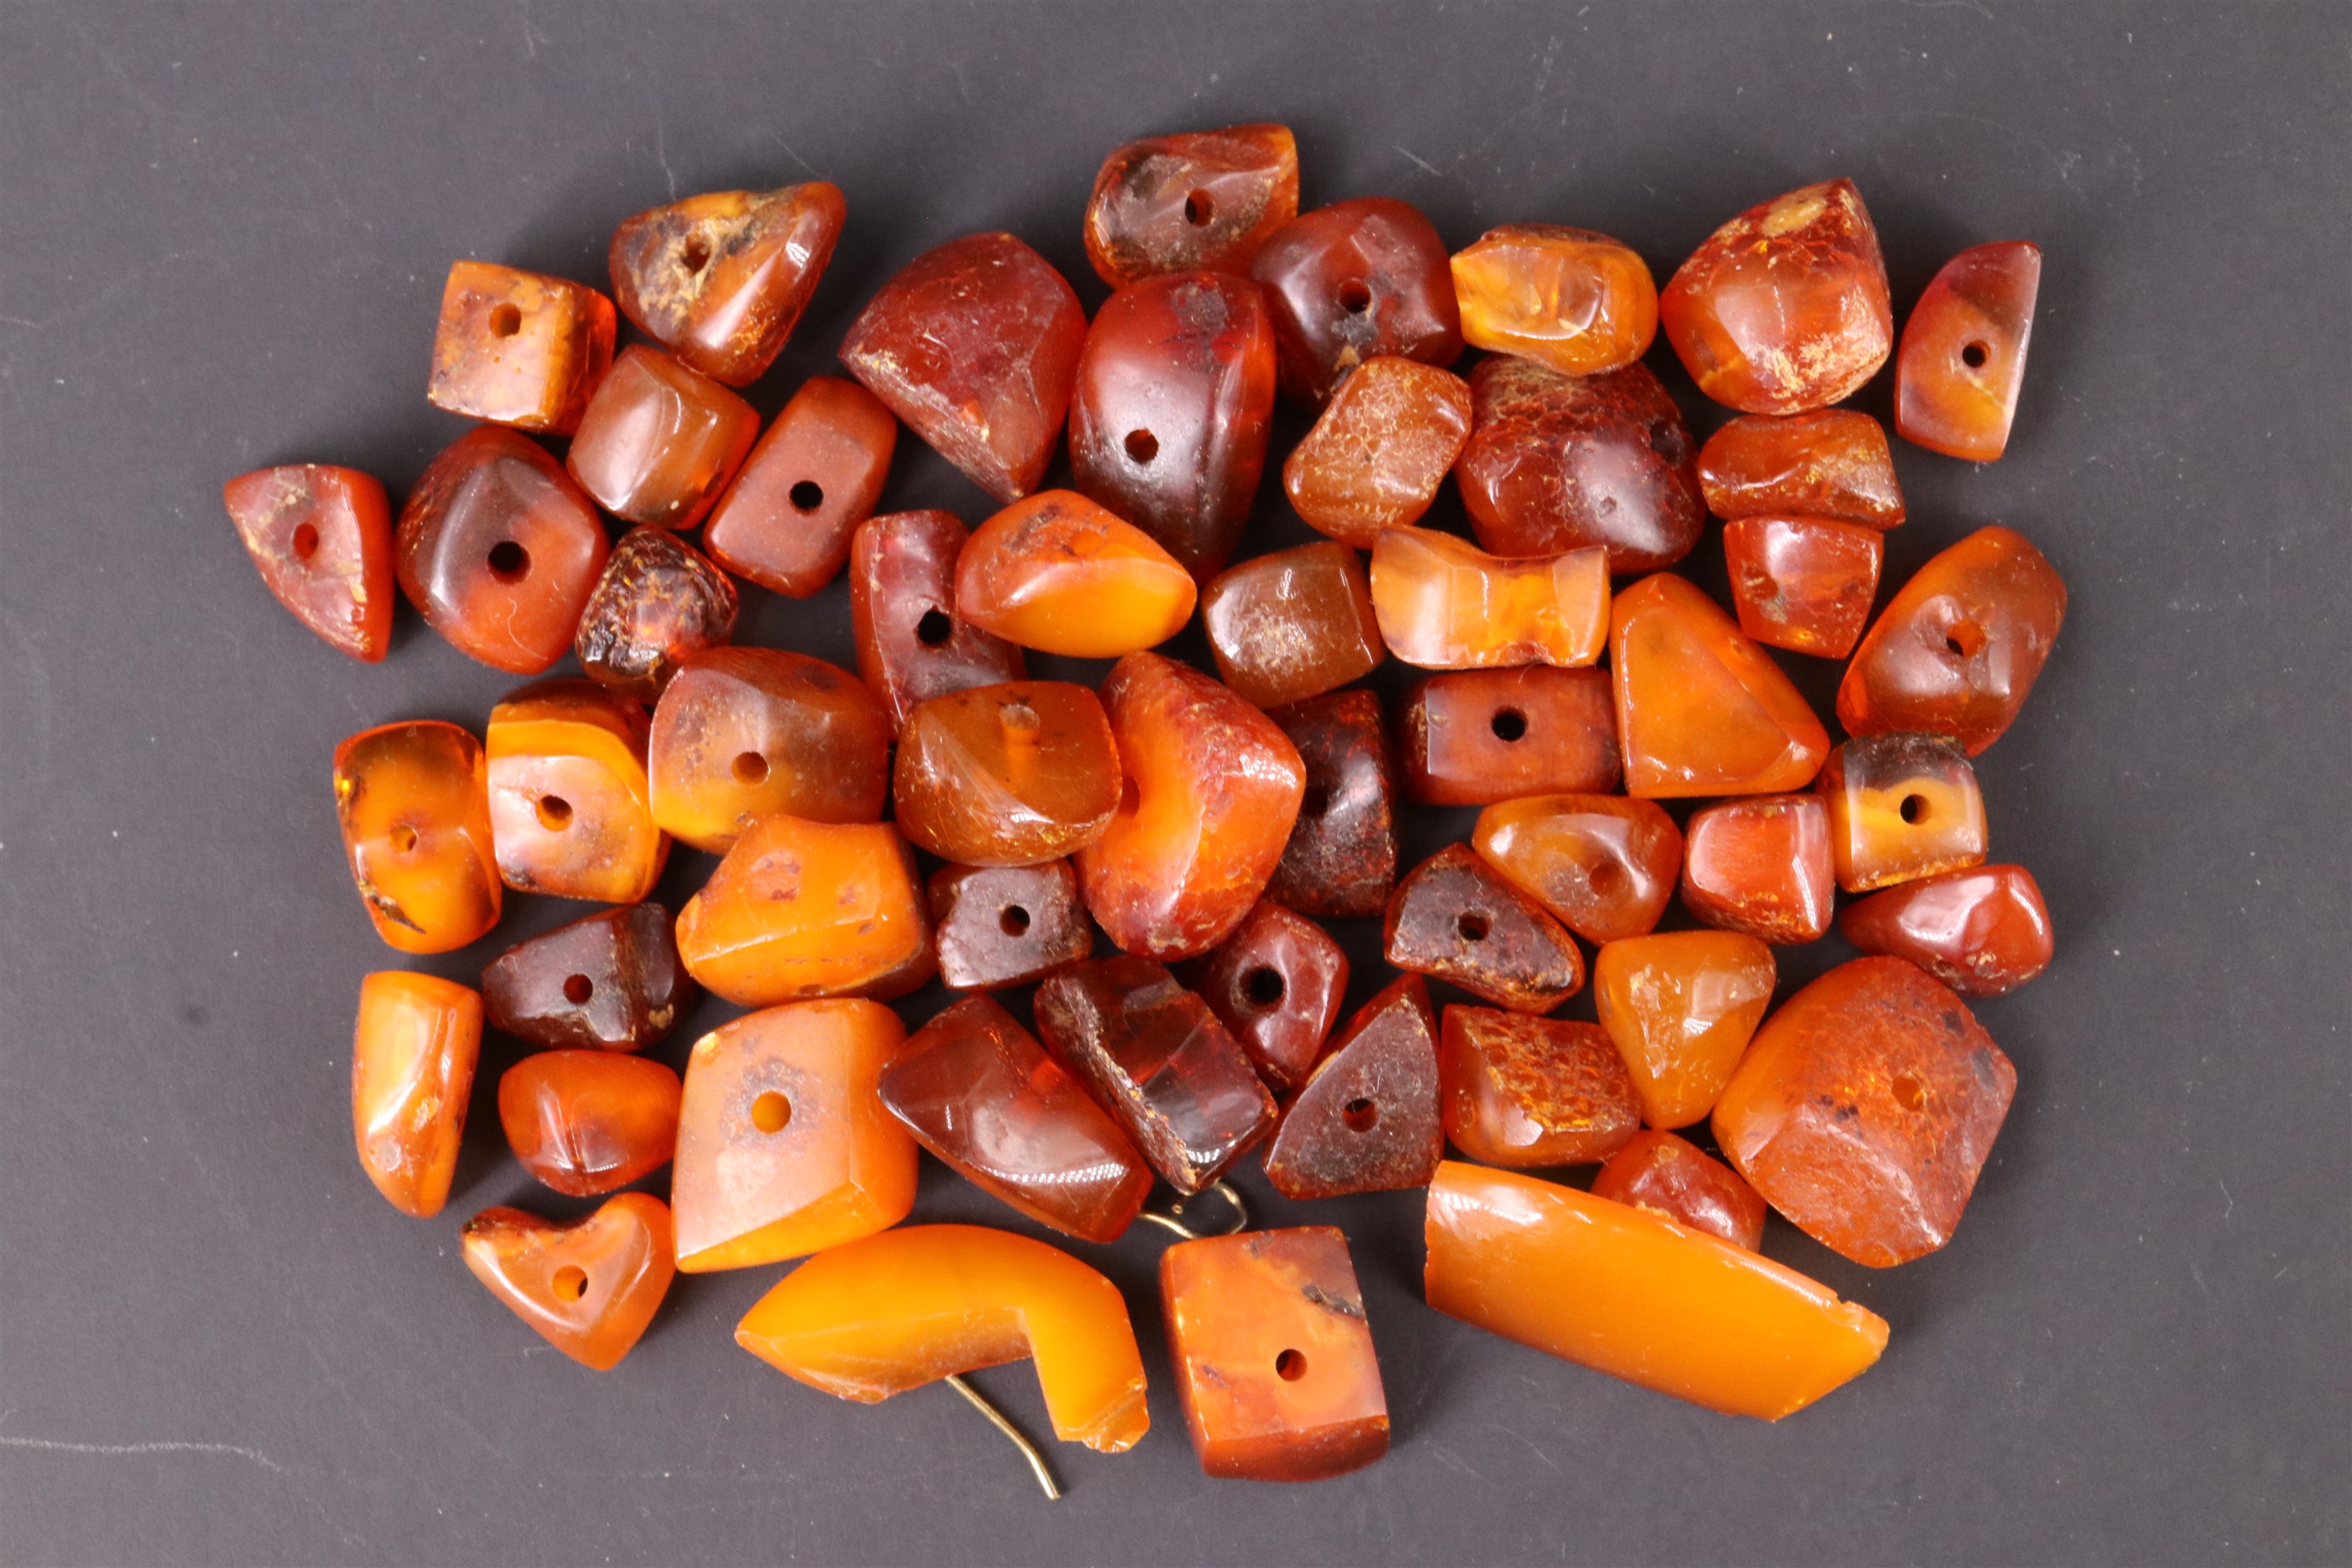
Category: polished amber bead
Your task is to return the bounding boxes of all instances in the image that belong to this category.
[1714,956,2016,1266]
[333,720,500,954]
[462,1193,675,1370]
[1439,1007,1639,1167]
[1248,197,1463,405]
[485,679,666,904]
[1818,732,1987,893]
[1370,525,1608,670]
[1264,690,1399,920]
[1084,123,1299,288]
[1697,409,1904,528]
[352,971,481,1218]
[1450,224,1656,376]
[839,232,1086,503]
[481,902,695,1052]
[1593,931,1776,1129]
[702,376,896,596]
[1471,794,1681,946]
[1189,900,1348,1096]
[499,1049,681,1197]
[671,1000,915,1271]
[850,510,1026,731]
[1263,975,1443,1199]
[673,815,929,1007]
[1385,844,1584,1013]
[426,260,615,434]
[1722,516,1883,659]
[223,465,394,662]
[1400,666,1619,806]
[892,681,1122,866]
[1679,794,1835,945]
[608,182,845,387]
[1201,542,1382,708]
[1282,356,1473,545]
[566,347,758,532]
[1895,241,2042,462]
[1610,572,1829,797]
[648,647,891,852]
[1660,179,1893,415]
[929,860,1093,991]
[1839,864,2053,996]
[1589,1130,1766,1252]
[574,528,739,699]
[954,491,1197,659]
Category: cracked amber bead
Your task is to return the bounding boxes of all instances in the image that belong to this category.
[648,647,891,853]
[1589,1130,1766,1252]
[1401,666,1619,806]
[1679,794,1835,945]
[481,903,695,1052]
[426,260,615,434]
[573,528,739,699]
[1471,794,1681,946]
[1249,197,1463,405]
[1385,844,1584,1013]
[1189,900,1348,1097]
[485,680,666,905]
[224,464,394,662]
[462,1193,676,1370]
[929,860,1093,991]
[1593,931,1776,1129]
[1895,241,2042,462]
[351,971,481,1218]
[1818,732,1987,894]
[1201,541,1382,709]
[1450,223,1657,376]
[1697,409,1904,528]
[1263,975,1443,1200]
[892,681,1122,866]
[702,376,897,596]
[333,720,499,954]
[499,1049,681,1198]
[674,815,930,1007]
[1440,1007,1640,1167]
[1611,572,1829,798]
[1084,123,1299,288]
[1839,864,2053,996]
[1370,525,1608,670]
[850,510,1026,733]
[566,346,760,532]
[1265,691,1400,920]
[1722,515,1883,659]
[608,181,844,387]
[954,491,1197,659]
[1283,356,1473,546]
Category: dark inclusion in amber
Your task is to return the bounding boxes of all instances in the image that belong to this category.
[574,528,739,699]
[1188,900,1349,1096]
[481,902,696,1053]
[849,510,1027,734]
[1262,975,1443,1200]
[1248,197,1463,406]
[930,859,1093,992]
[1084,123,1299,289]
[223,465,394,662]
[608,182,846,387]
[1263,690,1399,921]
[1385,844,1584,1014]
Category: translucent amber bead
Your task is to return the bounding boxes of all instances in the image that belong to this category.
[1370,526,1608,670]
[351,971,481,1218]
[1610,572,1829,798]
[1838,864,2054,996]
[498,1049,681,1197]
[1679,794,1835,945]
[1697,410,1904,528]
[1201,541,1382,709]
[1083,123,1299,288]
[954,491,1197,659]
[462,1194,675,1370]
[607,182,845,386]
[426,260,615,434]
[648,647,891,853]
[1264,690,1399,920]
[673,815,929,1007]
[850,510,1025,733]
[566,346,759,532]
[1589,1130,1766,1251]
[1282,356,1472,545]
[1818,732,1987,894]
[485,680,666,904]
[1439,1007,1640,1167]
[1450,224,1657,376]
[1400,666,1618,806]
[1189,900,1348,1096]
[332,720,500,954]
[1593,931,1776,1128]
[702,376,897,596]
[1263,975,1443,1200]
[1471,794,1681,945]
[929,860,1093,991]
[481,902,695,1052]
[573,528,739,699]
[1722,515,1883,659]
[892,681,1122,866]
[223,464,394,662]
[1385,844,1584,1013]
[1894,241,2042,462]
[1248,197,1463,405]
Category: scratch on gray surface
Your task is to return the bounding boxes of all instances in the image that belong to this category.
[2218,1178,2234,1221]
[1427,1444,1491,1485]
[1,1433,285,1473]
[1904,0,1995,19]
[1396,144,1443,178]
[766,130,820,180]
[1484,1421,1563,1474]
[653,101,677,200]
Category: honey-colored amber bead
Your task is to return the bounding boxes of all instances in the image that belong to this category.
[674,815,929,1007]
[1262,975,1442,1200]
[1839,864,2053,996]
[1819,732,1987,894]
[1594,931,1775,1129]
[953,491,1197,659]
[1084,123,1299,289]
[1610,572,1829,798]
[929,860,1093,991]
[1201,542,1382,709]
[1895,241,2042,462]
[1722,516,1883,659]
[1249,197,1464,405]
[574,528,739,699]
[1697,410,1904,528]
[850,510,1026,733]
[892,681,1122,866]
[1370,526,1609,670]
[481,903,695,1052]
[737,1224,1149,1454]
[1440,1004,1641,1167]
[1589,1130,1766,1252]
[1283,356,1473,546]
[426,260,615,434]
[608,182,845,387]
[648,648,891,853]
[351,971,481,1218]
[485,680,666,904]
[1401,666,1619,806]
[1471,794,1681,946]
[702,376,897,596]
[1679,794,1835,945]
[1265,691,1400,920]
[1450,224,1657,376]
[499,1050,682,1197]
[223,464,394,662]
[671,1000,915,1272]
[333,720,500,954]
[1189,900,1348,1096]
[1385,844,1584,1013]
[1660,179,1893,415]
[566,347,759,532]
[462,1194,676,1370]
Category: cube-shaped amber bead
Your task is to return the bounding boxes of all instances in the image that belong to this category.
[1679,794,1836,945]
[333,720,500,954]
[1817,732,1987,894]
[567,347,760,531]
[703,376,897,597]
[485,680,667,904]
[1400,666,1619,806]
[426,260,615,434]
[1722,515,1884,660]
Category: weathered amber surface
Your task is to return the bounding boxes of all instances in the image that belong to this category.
[930,860,1093,991]
[1837,524,2067,755]
[333,720,500,954]
[1471,794,1681,946]
[575,528,739,699]
[1077,653,1305,960]
[499,1049,682,1197]
[1283,356,1473,545]
[351,971,481,1218]
[426,260,615,434]
[1400,666,1619,806]
[1593,931,1776,1130]
[1069,271,1276,576]
[1262,976,1443,1200]
[1033,956,1276,1194]
[1385,844,1584,1013]
[1611,572,1829,798]
[839,232,1086,503]
[736,1224,1149,1453]
[608,182,845,387]
[648,647,891,852]
[1723,516,1883,659]
[1450,224,1657,376]
[702,376,897,596]
[672,1000,915,1271]
[1189,900,1348,1096]
[1370,526,1608,670]
[1895,241,2042,462]
[1201,542,1382,708]
[674,815,930,1007]
[1084,123,1299,288]
[1660,179,1893,415]
[895,681,1122,866]
[1424,1162,1886,1419]
[485,680,666,904]
[877,994,1152,1243]
[481,902,695,1052]
[224,465,394,662]
[1589,1130,1766,1252]
[1248,197,1463,405]
[1697,410,1904,528]
[395,426,609,675]
[1161,1228,1388,1482]
[462,1193,676,1370]
[850,510,1027,731]
[565,347,759,532]
[1457,358,1704,573]
[1264,690,1399,920]
[1818,732,1987,894]
[1679,794,1835,946]
[1442,1008,1638,1167]
[955,491,1197,659]
[1714,957,2016,1267]
[1839,864,2053,996]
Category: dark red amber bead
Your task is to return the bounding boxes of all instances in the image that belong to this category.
[1722,515,1884,659]
[929,859,1093,991]
[1399,666,1619,806]
[564,347,759,532]
[703,376,897,597]
[1263,690,1400,921]
[1838,864,2053,996]
[848,510,1026,733]
[573,528,739,699]
[1588,1130,1767,1251]
[481,902,696,1052]
[1083,123,1300,289]
[1248,197,1462,406]
[1262,975,1443,1200]
[1439,1007,1640,1167]
[1385,845,1584,1013]
[1187,900,1349,1096]
[607,182,845,387]
[223,464,394,662]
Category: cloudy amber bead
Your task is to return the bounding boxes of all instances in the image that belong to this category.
[1838,864,2054,996]
[332,720,500,954]
[1722,516,1883,659]
[1385,844,1584,1013]
[481,902,695,1052]
[1370,526,1608,670]
[223,464,394,662]
[850,510,1026,731]
[648,647,891,853]
[1610,572,1829,798]
[1262,975,1443,1200]
[573,528,739,699]
[1248,197,1462,405]
[1589,1130,1767,1252]
[954,491,1197,659]
[1282,356,1473,546]
[1084,123,1299,288]
[1201,542,1383,709]
[462,1194,675,1371]
[1894,241,2042,462]
[1471,794,1681,946]
[673,815,930,1007]
[608,182,844,387]
[485,680,666,905]
[498,1049,681,1198]
[1697,410,1904,528]
[1679,794,1835,945]
[1450,224,1657,376]
[892,681,1122,866]
[351,971,481,1218]
[566,346,759,532]
[1593,931,1776,1129]
[702,376,897,596]
[426,260,615,434]
[929,860,1093,991]
[1264,690,1399,920]
[1189,900,1348,1096]
[1400,666,1618,806]
[1439,1007,1640,1167]
[1817,732,1987,894]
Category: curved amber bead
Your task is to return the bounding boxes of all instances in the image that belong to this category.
[891,681,1122,867]
[498,1050,681,1198]
[955,491,1197,659]
[1471,794,1682,946]
[1592,931,1776,1129]
[703,376,897,597]
[1450,224,1657,376]
[1697,410,1904,528]
[333,720,500,954]
[566,346,759,532]
[462,1194,676,1370]
[1590,1131,1767,1252]
[850,510,1027,732]
[223,464,394,662]
[1818,731,1987,894]
[1439,1007,1640,1167]
[1083,123,1299,289]
[1247,197,1463,406]
[351,971,481,1218]
[1201,541,1383,710]
[1610,572,1828,798]
[648,648,891,853]
[1283,356,1473,546]
[1679,794,1836,946]
[1894,241,2042,462]
[607,182,845,387]
[485,680,666,905]
[426,260,615,435]
[1722,516,1884,659]
[1838,864,2053,996]
[1370,525,1608,670]
[674,815,929,1007]
[573,528,739,699]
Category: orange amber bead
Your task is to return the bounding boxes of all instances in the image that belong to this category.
[1679,793,1835,945]
[891,681,1122,866]
[223,465,394,662]
[426,260,615,434]
[1450,224,1657,376]
[566,347,759,532]
[1894,241,2042,462]
[333,720,500,954]
[1817,732,1987,894]
[1400,666,1619,805]
[1722,516,1884,659]
[673,815,930,1007]
[648,647,891,853]
[1697,409,1904,528]
[1439,1007,1640,1167]
[1249,197,1463,406]
[607,182,845,387]
[485,680,667,904]
[929,860,1094,992]
[1370,526,1609,670]
[1282,356,1473,546]
[1189,899,1348,1096]
[461,1193,676,1370]
[1265,690,1401,920]
[954,491,1197,659]
[1838,864,2054,996]
[702,376,897,596]
[1610,572,1829,798]
[499,1050,681,1198]
[1385,844,1584,1013]
[1471,794,1682,945]
[351,971,481,1218]
[850,510,1026,732]
[573,528,739,699]
[1590,1131,1767,1252]
[1262,975,1443,1200]
[1593,931,1776,1128]
[1200,541,1383,709]
[1084,123,1299,288]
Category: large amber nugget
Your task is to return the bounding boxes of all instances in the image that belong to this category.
[1068,271,1276,576]
[671,1000,914,1271]
[954,491,1197,659]
[1440,1007,1639,1167]
[1200,542,1382,709]
[224,465,394,662]
[1370,526,1609,670]
[702,376,897,596]
[893,681,1122,866]
[1697,410,1904,528]
[462,1194,676,1370]
[1895,241,2042,462]
[1450,224,1657,376]
[1589,1130,1766,1252]
[1593,931,1776,1129]
[648,647,891,852]
[574,528,739,699]
[1839,864,2053,996]
[566,347,759,532]
[1837,524,2067,755]
[929,860,1093,991]
[485,679,667,904]
[850,510,1026,731]
[1265,690,1399,920]
[1679,794,1835,945]
[1161,1229,1388,1482]
[1472,794,1680,946]
[1084,123,1299,288]
[839,232,1086,503]
[1424,1162,1886,1419]
[1713,957,2016,1267]
[1283,356,1473,545]
[1248,197,1463,405]
[333,720,500,953]
[426,260,615,434]
[1189,900,1348,1096]
[499,1049,681,1197]
[1385,844,1584,1013]
[351,971,481,1217]
[1263,975,1443,1199]
[1610,572,1829,797]
[481,902,695,1052]
[608,181,845,387]
[1659,179,1893,415]
[674,815,929,1006]
[1401,666,1619,806]
[1722,516,1883,659]
[1818,731,1987,893]
[877,994,1152,1243]
[736,1224,1149,1454]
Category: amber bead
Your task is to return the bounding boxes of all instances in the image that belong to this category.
[1722,515,1883,659]
[1439,1007,1639,1167]
[1837,524,2067,756]
[223,465,394,662]
[395,426,610,676]
[332,720,500,954]
[499,1049,681,1197]
[426,260,615,434]
[573,528,738,699]
[1263,690,1399,920]
[671,1000,915,1271]
[565,347,758,532]
[485,679,666,905]
[1660,178,1893,415]
[481,903,695,1052]
[1818,732,1987,894]
[1456,358,1704,573]
[648,647,891,853]
[1248,197,1463,406]
[608,182,845,387]
[462,1194,676,1370]
[1262,975,1443,1199]
[849,510,1026,731]
[1696,410,1904,528]
[1161,1228,1388,1482]
[1200,542,1382,709]
[929,860,1093,991]
[351,972,480,1218]
[1589,1130,1767,1252]
[1471,794,1681,946]
[1593,931,1776,1129]
[1679,794,1835,945]
[839,232,1086,503]
[1189,900,1348,1097]
[954,490,1197,659]
[1370,526,1609,670]
[1385,844,1584,1013]
[1895,241,2042,462]
[1450,224,1657,376]
[1283,357,1474,546]
[702,376,897,596]
[1839,864,2054,996]
[877,994,1152,1244]
[1400,666,1618,806]
[674,815,930,1007]
[1084,123,1299,288]
[1033,956,1276,1194]
[1610,572,1829,798]
[1715,957,2016,1267]
[892,681,1122,867]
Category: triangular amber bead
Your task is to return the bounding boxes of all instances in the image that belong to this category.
[1610,573,1828,797]
[1262,975,1442,1199]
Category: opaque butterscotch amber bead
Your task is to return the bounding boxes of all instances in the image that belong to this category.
[1264,690,1399,920]
[223,465,394,662]
[426,260,615,434]
[1249,197,1463,406]
[574,528,739,699]
[1838,864,2053,996]
[702,376,896,596]
[481,902,695,1052]
[954,491,1197,659]
[462,1193,676,1370]
[1895,241,2042,462]
[1201,541,1382,709]
[1263,975,1443,1200]
[1610,572,1829,798]
[1370,526,1609,670]
[1189,900,1348,1096]
[1593,931,1776,1129]
[499,1050,682,1197]
[1084,123,1299,288]
[333,720,500,954]
[1697,410,1904,528]
[892,681,1122,866]
[673,815,930,1007]
[850,510,1026,731]
[1400,666,1619,806]
[929,860,1093,991]
[608,181,845,387]
[485,680,667,905]
[648,647,891,852]
[1283,356,1473,546]
[352,972,481,1218]
[1679,794,1835,945]
[1723,516,1883,659]
[1439,1007,1640,1167]
[566,347,759,532]
[1817,732,1987,894]
[1472,795,1681,946]
[1589,1130,1767,1252]
[1450,224,1657,376]
[1385,844,1584,1013]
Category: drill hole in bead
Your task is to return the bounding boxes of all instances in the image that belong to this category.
[999,905,1032,938]
[290,522,321,562]
[1944,620,1988,659]
[388,824,419,854]
[1899,793,1930,826]
[1184,189,1215,227]
[915,608,954,647]
[751,1091,792,1134]
[535,795,573,831]
[486,540,530,583]
[1119,776,1141,816]
[1457,911,1491,942]
[681,234,712,273]
[552,1265,589,1302]
[1961,340,1990,369]
[1124,429,1159,465]
[1244,967,1286,1008]
[562,974,594,1005]
[788,480,824,513]
[1891,1073,1926,1112]
[732,751,769,786]
[1490,707,1528,742]
[1000,699,1041,738]
[1337,278,1374,314]
[1587,860,1628,900]
[488,303,523,338]
[1301,784,1334,818]
[1275,1348,1308,1381]
[1342,1097,1379,1132]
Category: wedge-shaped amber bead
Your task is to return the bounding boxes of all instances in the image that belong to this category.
[462,1194,676,1370]
[224,464,394,662]
[1593,931,1775,1129]
[1611,572,1829,798]
[1895,241,2042,462]
[499,1050,681,1197]
[1679,794,1835,946]
[1401,666,1619,806]
[1385,844,1584,1013]
[426,260,615,434]
[1818,732,1987,894]
[1472,794,1681,946]
[1265,691,1400,920]
[674,815,929,1007]
[1723,516,1883,659]
[1450,224,1657,376]
[333,720,500,954]
[1697,410,1904,528]
[1440,1007,1639,1167]
[1839,864,2053,996]
[566,347,758,531]
[1084,123,1299,288]
[892,681,1121,866]
[648,647,890,853]
[574,528,739,699]
[954,491,1197,659]
[1250,198,1463,406]
[352,971,481,1217]
[1428,1163,1884,1417]
[851,510,1026,733]
[1189,900,1348,1097]
[608,182,845,387]
[1590,1130,1766,1251]
[1263,975,1443,1200]
[481,902,695,1052]
[1283,356,1473,545]
[486,680,667,905]
[1201,541,1382,709]
[703,376,897,596]
[930,860,1092,991]
[671,1000,914,1272]
[1371,526,1608,670]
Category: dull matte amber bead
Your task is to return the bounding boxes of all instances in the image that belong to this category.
[1263,975,1443,1199]
[1283,356,1473,546]
[1697,410,1904,528]
[648,647,891,852]
[955,490,1198,659]
[1593,931,1776,1129]
[1471,794,1682,946]
[608,182,845,387]
[1610,572,1829,798]
[499,1049,682,1197]
[1839,864,2054,996]
[702,376,898,596]
[462,1193,676,1370]
[1817,732,1987,894]
[1084,123,1300,289]
[1679,794,1836,946]
[1895,241,2042,462]
[1188,900,1348,1096]
[850,510,1026,732]
[892,681,1122,866]
[1201,541,1383,709]
[353,972,481,1218]
[1370,526,1609,670]
[674,815,930,1007]
[1264,690,1399,920]
[1385,844,1584,1013]
[1450,224,1657,376]
[1589,1131,1768,1252]
[485,679,667,904]
[426,260,615,434]
[565,347,759,532]
[574,528,739,699]
[1722,515,1883,659]
[1439,1006,1640,1167]
[224,464,394,662]
[481,902,695,1052]
[929,860,1093,991]
[1248,197,1463,405]
[333,720,500,954]
[1400,666,1619,806]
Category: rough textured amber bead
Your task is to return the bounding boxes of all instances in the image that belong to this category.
[462,1194,676,1370]
[648,648,891,852]
[1450,224,1656,376]
[1201,542,1382,708]
[426,260,615,434]
[1084,123,1299,288]
[1370,526,1608,670]
[1248,197,1463,406]
[1401,666,1618,806]
[877,994,1151,1243]
[671,1000,915,1271]
[1837,524,2067,755]
[1456,358,1704,573]
[1819,732,1987,894]
[224,465,394,661]
[1611,572,1829,798]
[499,1050,681,1197]
[1385,844,1584,1012]
[481,903,695,1052]
[674,815,929,1007]
[1283,356,1473,545]
[702,376,896,596]
[1188,900,1348,1096]
[1839,864,2053,996]
[608,182,844,387]
[1679,794,1835,945]
[1593,931,1776,1129]
[1263,975,1443,1199]
[1723,516,1883,659]
[1697,410,1904,528]
[396,426,610,675]
[352,972,480,1218]
[1264,691,1399,920]
[1033,956,1276,1194]
[930,860,1093,991]
[840,232,1085,503]
[1439,1006,1639,1167]
[1590,1130,1767,1252]
[850,510,1026,731]
[1714,957,2016,1267]
[485,680,666,904]
[333,720,500,954]
[1895,241,2042,462]
[1660,179,1893,415]
[893,681,1121,866]
[565,347,759,532]
[955,491,1197,659]
[1472,794,1680,946]
[1069,271,1276,577]
[574,528,738,699]
[1161,1229,1388,1482]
